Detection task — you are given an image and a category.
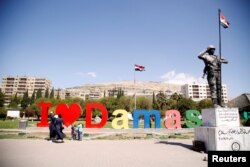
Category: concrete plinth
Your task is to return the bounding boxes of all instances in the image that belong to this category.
[195,126,250,151]
[202,108,240,127]
[194,107,250,151]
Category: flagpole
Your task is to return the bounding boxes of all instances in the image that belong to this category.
[134,65,137,110]
[218,8,222,106]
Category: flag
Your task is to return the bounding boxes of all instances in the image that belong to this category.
[220,13,230,28]
[134,64,145,71]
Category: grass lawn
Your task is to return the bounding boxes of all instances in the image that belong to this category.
[0,120,19,129]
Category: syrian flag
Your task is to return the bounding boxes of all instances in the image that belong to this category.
[134,64,145,71]
[220,13,230,28]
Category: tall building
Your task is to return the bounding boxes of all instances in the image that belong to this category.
[181,83,228,103]
[1,76,51,105]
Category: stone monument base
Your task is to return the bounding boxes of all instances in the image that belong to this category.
[195,126,250,151]
[202,107,240,127]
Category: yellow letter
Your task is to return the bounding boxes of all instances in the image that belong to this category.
[111,109,129,129]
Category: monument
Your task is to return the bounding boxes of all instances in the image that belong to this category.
[194,45,250,151]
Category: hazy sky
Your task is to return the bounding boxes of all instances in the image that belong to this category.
[0,0,249,97]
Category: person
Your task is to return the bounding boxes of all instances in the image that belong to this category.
[198,45,228,107]
[77,123,83,141]
[71,124,77,140]
[48,112,56,141]
[54,114,65,142]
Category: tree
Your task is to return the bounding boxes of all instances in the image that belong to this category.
[152,92,159,110]
[36,89,42,99]
[103,90,106,98]
[21,90,30,110]
[50,87,54,99]
[45,88,49,98]
[30,90,36,105]
[56,90,60,99]
[156,92,167,110]
[136,96,152,110]
[9,93,20,108]
[117,96,132,112]
[197,99,213,110]
[117,88,124,99]
[0,89,5,108]
[177,97,197,117]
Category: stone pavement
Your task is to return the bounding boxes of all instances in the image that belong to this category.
[0,139,207,167]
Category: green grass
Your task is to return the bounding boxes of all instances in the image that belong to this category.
[0,120,19,129]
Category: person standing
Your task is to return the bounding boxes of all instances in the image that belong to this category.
[55,114,65,142]
[77,123,83,141]
[48,112,56,141]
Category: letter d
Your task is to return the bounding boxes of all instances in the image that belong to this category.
[85,103,108,128]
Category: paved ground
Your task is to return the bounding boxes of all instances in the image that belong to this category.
[0,139,207,167]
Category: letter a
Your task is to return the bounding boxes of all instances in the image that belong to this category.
[111,109,129,129]
[164,110,182,129]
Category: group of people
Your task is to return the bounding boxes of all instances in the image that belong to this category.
[49,112,65,143]
[48,112,84,142]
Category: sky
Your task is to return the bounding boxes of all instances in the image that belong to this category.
[0,0,249,98]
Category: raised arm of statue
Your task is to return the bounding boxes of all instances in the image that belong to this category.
[198,49,207,59]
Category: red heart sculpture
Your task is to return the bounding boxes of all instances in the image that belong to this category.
[55,103,82,127]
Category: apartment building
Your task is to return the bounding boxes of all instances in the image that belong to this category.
[1,76,51,105]
[181,83,228,103]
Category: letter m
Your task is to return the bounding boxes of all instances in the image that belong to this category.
[133,110,161,128]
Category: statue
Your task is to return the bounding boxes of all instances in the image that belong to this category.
[198,45,228,107]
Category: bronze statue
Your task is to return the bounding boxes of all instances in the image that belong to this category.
[198,45,228,107]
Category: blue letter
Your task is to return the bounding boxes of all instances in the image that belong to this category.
[133,110,161,128]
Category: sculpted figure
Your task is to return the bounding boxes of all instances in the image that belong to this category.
[198,45,228,107]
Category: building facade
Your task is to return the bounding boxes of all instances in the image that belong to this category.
[181,83,228,103]
[1,76,51,105]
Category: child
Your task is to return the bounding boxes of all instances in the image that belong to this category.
[71,124,77,140]
[77,123,83,141]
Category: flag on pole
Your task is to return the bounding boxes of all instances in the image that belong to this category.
[220,12,230,28]
[134,64,145,71]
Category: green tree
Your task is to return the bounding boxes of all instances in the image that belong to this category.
[36,89,42,99]
[45,88,49,98]
[56,90,60,99]
[197,99,213,110]
[9,93,20,108]
[156,92,167,110]
[117,88,124,99]
[0,89,5,108]
[98,96,117,117]
[117,96,132,112]
[21,90,30,110]
[170,93,182,101]
[30,90,36,105]
[152,92,159,110]
[50,87,54,99]
[177,97,197,117]
[136,96,152,110]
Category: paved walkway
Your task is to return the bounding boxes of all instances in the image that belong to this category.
[0,139,207,167]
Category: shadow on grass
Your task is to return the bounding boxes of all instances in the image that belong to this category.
[155,141,192,150]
